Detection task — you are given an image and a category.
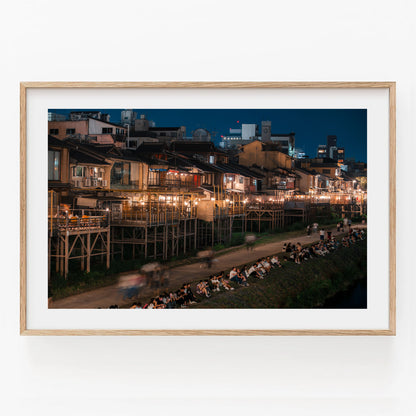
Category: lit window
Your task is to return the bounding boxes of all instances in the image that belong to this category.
[72,166,84,177]
[48,150,60,180]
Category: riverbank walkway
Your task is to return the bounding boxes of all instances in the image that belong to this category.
[50,224,366,309]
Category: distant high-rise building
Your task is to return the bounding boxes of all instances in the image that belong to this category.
[121,109,137,126]
[329,146,338,159]
[261,120,271,141]
[241,124,258,140]
[269,133,295,156]
[327,135,337,149]
[336,147,345,163]
[48,112,66,121]
[317,144,327,157]
[69,111,110,122]
[134,114,150,131]
[293,148,306,159]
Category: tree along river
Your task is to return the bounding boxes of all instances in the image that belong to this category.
[322,278,367,309]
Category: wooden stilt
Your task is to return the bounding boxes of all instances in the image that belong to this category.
[171,226,175,256]
[86,232,91,273]
[144,226,148,258]
[106,228,110,269]
[121,228,124,261]
[154,226,157,258]
[184,219,187,253]
[132,228,135,259]
[55,237,60,273]
[194,218,197,249]
[64,231,69,278]
[48,237,51,282]
[81,235,85,271]
[59,236,64,275]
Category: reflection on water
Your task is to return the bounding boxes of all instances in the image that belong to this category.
[322,279,367,309]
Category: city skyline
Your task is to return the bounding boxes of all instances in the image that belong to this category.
[49,108,367,162]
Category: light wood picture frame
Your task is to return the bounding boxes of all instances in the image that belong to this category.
[20,81,396,335]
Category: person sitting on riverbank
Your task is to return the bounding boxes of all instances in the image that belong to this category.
[270,255,282,268]
[196,280,210,298]
[237,269,249,286]
[255,261,267,277]
[240,266,250,280]
[229,267,239,282]
[298,248,309,262]
[320,243,330,255]
[247,263,263,279]
[261,258,272,273]
[173,289,185,307]
[229,267,249,286]
[155,295,166,308]
[312,244,324,256]
[308,245,316,257]
[209,275,221,292]
[164,292,177,309]
[218,272,234,291]
[183,284,197,303]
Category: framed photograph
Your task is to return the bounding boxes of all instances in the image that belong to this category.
[20,82,395,335]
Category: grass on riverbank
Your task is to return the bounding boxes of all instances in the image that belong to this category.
[192,239,367,309]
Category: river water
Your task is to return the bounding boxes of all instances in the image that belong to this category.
[322,279,367,309]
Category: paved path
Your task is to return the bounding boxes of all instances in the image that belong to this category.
[50,225,365,309]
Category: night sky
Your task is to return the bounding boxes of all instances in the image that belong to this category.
[50,109,367,162]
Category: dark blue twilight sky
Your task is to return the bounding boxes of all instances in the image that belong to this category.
[50,109,367,162]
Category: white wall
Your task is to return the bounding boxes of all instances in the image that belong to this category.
[88,118,126,135]
[242,123,257,140]
[0,1,415,415]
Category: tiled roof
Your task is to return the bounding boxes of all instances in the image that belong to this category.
[149,126,181,131]
[215,163,264,179]
[170,141,216,153]
[70,150,110,165]
[48,135,70,148]
[136,142,167,153]
[129,131,158,138]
